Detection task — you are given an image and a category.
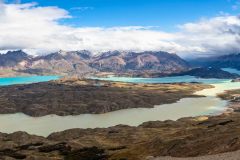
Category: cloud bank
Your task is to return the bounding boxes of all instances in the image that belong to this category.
[0,2,240,57]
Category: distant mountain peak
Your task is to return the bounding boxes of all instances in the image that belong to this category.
[0,50,31,68]
[57,50,68,56]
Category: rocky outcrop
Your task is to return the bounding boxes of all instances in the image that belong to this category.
[0,79,210,117]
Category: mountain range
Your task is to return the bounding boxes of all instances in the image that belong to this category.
[1,50,240,78]
[0,50,189,77]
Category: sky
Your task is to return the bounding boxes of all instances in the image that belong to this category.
[18,0,239,29]
[1,0,240,57]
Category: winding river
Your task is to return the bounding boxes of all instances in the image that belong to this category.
[0,71,240,137]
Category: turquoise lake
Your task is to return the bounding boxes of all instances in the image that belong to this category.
[92,75,228,84]
[0,76,60,86]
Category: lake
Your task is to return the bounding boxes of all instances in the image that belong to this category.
[0,70,240,136]
[0,76,60,86]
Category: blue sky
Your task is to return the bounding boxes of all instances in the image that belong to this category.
[19,0,239,31]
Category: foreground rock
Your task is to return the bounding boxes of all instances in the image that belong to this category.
[2,112,240,159]
[0,78,210,117]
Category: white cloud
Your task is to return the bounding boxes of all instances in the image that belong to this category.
[177,16,240,57]
[0,1,240,57]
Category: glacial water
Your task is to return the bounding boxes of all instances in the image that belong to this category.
[0,76,60,86]
[0,71,240,137]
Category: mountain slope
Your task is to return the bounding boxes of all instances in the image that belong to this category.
[90,51,189,73]
[27,51,94,75]
[210,53,240,69]
[0,50,32,68]
[125,51,188,72]
[188,53,240,70]
[172,67,239,79]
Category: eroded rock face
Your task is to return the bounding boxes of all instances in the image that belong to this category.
[0,79,210,117]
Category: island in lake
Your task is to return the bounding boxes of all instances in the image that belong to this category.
[0,78,211,117]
